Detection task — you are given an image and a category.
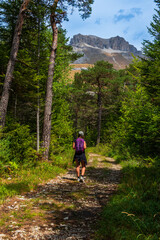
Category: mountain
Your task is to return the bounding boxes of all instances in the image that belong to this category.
[70,34,143,69]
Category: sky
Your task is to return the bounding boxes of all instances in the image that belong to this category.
[62,0,156,51]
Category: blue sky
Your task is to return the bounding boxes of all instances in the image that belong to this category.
[62,0,156,50]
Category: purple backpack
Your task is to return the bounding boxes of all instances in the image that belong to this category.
[75,138,84,153]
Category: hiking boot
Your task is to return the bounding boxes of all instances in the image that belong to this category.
[80,176,85,182]
[77,177,80,182]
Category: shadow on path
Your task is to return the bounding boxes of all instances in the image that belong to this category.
[23,154,121,240]
[1,153,121,240]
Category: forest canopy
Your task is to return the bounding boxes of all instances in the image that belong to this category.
[0,0,160,162]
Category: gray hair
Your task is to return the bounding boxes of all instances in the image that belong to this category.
[78,131,84,137]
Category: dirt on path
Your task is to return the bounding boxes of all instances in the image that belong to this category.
[0,153,121,240]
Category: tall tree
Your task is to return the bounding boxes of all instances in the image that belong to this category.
[41,0,59,158]
[0,0,49,129]
[140,0,160,104]
[42,0,94,159]
[73,61,117,145]
[0,0,31,128]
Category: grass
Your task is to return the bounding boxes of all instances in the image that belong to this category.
[0,148,75,232]
[0,165,65,202]
[0,200,44,229]
[70,189,90,200]
[38,200,76,211]
[87,144,110,157]
[95,157,160,240]
[92,157,98,167]
[0,149,74,202]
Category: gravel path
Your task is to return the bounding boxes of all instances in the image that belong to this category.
[0,153,121,240]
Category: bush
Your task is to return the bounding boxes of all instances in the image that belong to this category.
[1,123,36,164]
[111,86,160,157]
[51,148,74,169]
[0,138,11,162]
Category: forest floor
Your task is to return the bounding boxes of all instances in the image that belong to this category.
[0,153,121,240]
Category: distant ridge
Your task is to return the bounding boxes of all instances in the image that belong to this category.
[70,34,143,69]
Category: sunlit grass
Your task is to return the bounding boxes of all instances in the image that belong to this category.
[38,200,76,211]
[0,199,45,231]
[0,166,65,201]
[95,156,160,240]
[70,189,90,200]
[0,149,74,202]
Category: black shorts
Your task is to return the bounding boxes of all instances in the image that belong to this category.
[73,152,87,165]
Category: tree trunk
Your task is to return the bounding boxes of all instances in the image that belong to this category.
[0,0,31,128]
[97,82,102,145]
[37,16,41,152]
[42,3,58,159]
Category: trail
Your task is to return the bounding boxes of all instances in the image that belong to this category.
[0,153,121,240]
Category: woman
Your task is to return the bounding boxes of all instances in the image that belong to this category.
[73,131,87,182]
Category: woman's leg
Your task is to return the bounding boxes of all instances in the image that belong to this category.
[75,159,80,177]
[81,160,86,176]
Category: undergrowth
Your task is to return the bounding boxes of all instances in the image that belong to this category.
[0,149,74,203]
[95,152,160,240]
[87,144,110,156]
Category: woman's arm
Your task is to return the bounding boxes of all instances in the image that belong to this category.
[84,141,86,149]
[73,142,75,149]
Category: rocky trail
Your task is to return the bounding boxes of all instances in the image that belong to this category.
[0,153,121,240]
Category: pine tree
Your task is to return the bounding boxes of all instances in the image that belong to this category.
[0,0,31,128]
[141,0,160,104]
[73,61,118,145]
[42,0,94,159]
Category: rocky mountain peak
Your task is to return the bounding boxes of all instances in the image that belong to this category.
[69,34,143,69]
[70,34,140,53]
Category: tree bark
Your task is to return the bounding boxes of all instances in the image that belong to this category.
[97,80,102,145]
[42,0,58,159]
[0,0,31,128]
[37,16,40,152]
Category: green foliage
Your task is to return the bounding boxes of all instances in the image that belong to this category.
[48,28,76,154]
[4,123,36,163]
[141,0,160,105]
[51,148,74,169]
[85,126,97,146]
[0,147,73,201]
[72,60,125,145]
[139,58,160,105]
[0,0,21,93]
[112,85,160,156]
[0,0,95,161]
[0,146,74,201]
[54,28,80,81]
[1,5,160,240]
[87,144,110,156]
[58,0,94,20]
[0,162,66,201]
[143,0,160,59]
[0,137,11,162]
[50,83,73,154]
[96,158,160,240]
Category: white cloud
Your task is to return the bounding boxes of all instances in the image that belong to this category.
[114,8,142,23]
[62,0,156,50]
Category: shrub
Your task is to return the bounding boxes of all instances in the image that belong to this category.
[111,86,160,157]
[0,138,11,162]
[5,123,36,163]
[51,148,74,169]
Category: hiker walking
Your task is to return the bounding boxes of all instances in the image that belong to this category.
[73,131,87,182]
